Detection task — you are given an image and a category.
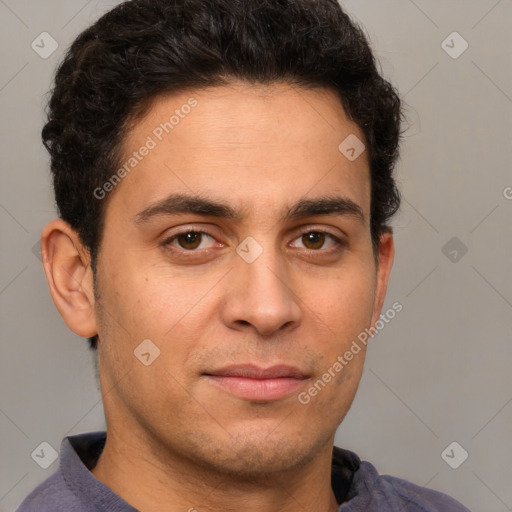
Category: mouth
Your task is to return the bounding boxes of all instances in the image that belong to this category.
[203,364,309,402]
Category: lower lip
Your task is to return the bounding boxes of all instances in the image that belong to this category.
[204,375,307,401]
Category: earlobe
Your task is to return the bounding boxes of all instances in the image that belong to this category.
[41,219,98,338]
[371,231,395,325]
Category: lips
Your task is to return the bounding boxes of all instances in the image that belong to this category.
[203,364,309,401]
[205,364,307,379]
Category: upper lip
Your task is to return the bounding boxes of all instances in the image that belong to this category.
[204,364,308,379]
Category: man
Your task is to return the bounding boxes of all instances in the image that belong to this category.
[17,0,471,510]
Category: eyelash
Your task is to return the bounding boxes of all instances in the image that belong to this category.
[161,228,346,256]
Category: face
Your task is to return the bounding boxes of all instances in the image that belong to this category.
[81,82,393,475]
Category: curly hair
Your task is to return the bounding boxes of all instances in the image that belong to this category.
[42,0,403,350]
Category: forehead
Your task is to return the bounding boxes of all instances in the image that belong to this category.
[109,81,370,223]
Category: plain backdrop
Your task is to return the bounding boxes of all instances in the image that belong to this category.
[1,1,511,511]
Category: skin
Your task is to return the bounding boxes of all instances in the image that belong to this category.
[41,81,394,512]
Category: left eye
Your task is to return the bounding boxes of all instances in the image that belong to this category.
[290,231,342,251]
[164,230,342,252]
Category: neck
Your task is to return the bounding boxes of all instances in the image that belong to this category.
[91,427,341,512]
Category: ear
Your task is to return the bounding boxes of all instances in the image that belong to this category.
[40,219,98,338]
[370,231,395,326]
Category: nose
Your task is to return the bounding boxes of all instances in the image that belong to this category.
[220,242,302,337]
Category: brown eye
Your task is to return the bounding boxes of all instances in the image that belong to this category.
[302,232,325,250]
[176,232,202,250]
[164,231,216,251]
[292,231,342,251]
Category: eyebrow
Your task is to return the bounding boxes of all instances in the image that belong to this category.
[134,193,365,225]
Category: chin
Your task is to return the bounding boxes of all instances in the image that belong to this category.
[185,424,328,479]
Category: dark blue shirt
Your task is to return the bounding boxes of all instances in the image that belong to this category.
[17,431,471,511]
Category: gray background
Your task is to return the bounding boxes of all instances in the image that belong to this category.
[1,1,511,511]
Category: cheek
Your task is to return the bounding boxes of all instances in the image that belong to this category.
[97,255,222,388]
[306,262,376,342]
[101,250,193,334]
[94,259,200,420]
[291,261,375,412]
